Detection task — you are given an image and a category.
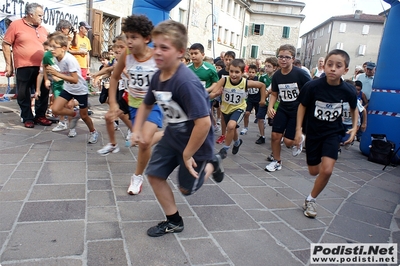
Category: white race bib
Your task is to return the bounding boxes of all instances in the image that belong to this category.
[223,88,245,105]
[278,83,299,102]
[153,91,188,123]
[314,100,342,122]
[248,88,259,95]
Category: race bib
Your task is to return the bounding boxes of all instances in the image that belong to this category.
[153,91,188,123]
[223,88,245,105]
[314,100,342,122]
[248,88,259,95]
[127,71,153,89]
[278,83,299,102]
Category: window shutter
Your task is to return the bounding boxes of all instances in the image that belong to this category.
[244,25,248,37]
[282,26,290,38]
[251,45,258,58]
[251,23,255,35]
[91,9,103,57]
[260,24,264,36]
[242,46,246,58]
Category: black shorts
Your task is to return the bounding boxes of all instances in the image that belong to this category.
[212,99,220,108]
[272,108,297,140]
[59,90,89,109]
[306,134,341,166]
[256,106,267,119]
[117,90,129,115]
[145,137,207,196]
[245,100,259,114]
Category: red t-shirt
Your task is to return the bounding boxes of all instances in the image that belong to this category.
[3,18,48,68]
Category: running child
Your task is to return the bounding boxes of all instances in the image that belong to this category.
[48,33,98,143]
[211,59,266,159]
[240,64,259,136]
[295,49,358,218]
[265,44,311,172]
[131,20,224,237]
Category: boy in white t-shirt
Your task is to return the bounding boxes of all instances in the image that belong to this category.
[48,33,98,143]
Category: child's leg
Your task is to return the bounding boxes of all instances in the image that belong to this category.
[148,175,178,215]
[136,121,159,176]
[225,120,237,147]
[309,157,335,198]
[52,96,73,117]
[104,110,117,144]
[79,107,95,132]
[271,132,283,161]
[243,111,250,128]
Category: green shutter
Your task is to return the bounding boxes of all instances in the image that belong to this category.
[260,24,264,36]
[282,26,290,38]
[242,46,246,58]
[251,45,258,58]
[251,23,255,35]
[244,25,248,37]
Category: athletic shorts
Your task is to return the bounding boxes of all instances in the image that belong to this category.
[245,100,259,114]
[272,108,297,140]
[340,124,352,144]
[129,104,163,128]
[306,134,341,166]
[212,99,220,108]
[59,90,88,108]
[145,137,207,195]
[222,109,245,126]
[256,106,267,120]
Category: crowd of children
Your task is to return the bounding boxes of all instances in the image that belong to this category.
[31,13,371,237]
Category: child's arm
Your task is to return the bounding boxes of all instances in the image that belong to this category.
[91,65,114,79]
[131,102,154,146]
[206,82,218,93]
[362,92,368,109]
[46,66,78,84]
[209,78,225,99]
[183,116,212,178]
[35,71,44,99]
[108,49,127,117]
[344,107,359,145]
[42,68,51,89]
[360,108,367,132]
[294,103,306,147]
[248,80,266,106]
[267,91,278,118]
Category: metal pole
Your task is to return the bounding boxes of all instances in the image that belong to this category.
[211,0,215,59]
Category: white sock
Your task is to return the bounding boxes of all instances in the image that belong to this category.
[306,194,316,202]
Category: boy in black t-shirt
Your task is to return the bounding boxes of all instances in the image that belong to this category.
[295,49,358,218]
[240,64,260,135]
[265,44,311,172]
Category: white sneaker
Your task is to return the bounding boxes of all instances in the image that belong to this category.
[68,128,77,138]
[88,131,99,144]
[292,134,305,156]
[97,143,120,156]
[265,160,282,172]
[114,121,120,131]
[52,121,67,132]
[303,199,317,218]
[240,128,248,135]
[127,174,143,195]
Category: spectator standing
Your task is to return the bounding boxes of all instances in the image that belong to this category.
[69,21,92,78]
[2,2,52,128]
[310,57,325,79]
[356,62,375,100]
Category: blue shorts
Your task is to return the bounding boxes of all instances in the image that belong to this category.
[59,90,88,108]
[145,137,207,196]
[222,109,245,126]
[256,106,267,119]
[129,104,163,128]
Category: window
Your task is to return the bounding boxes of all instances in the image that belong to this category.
[218,26,222,42]
[312,47,315,56]
[250,45,259,58]
[178,8,186,24]
[233,3,238,17]
[230,32,235,47]
[282,26,290,38]
[339,23,346,33]
[242,46,246,58]
[236,34,240,48]
[220,0,225,10]
[317,45,321,54]
[208,40,212,49]
[252,24,264,36]
[328,24,332,33]
[358,44,366,55]
[325,43,328,52]
[336,42,343,49]
[224,29,229,44]
[227,0,232,13]
[319,28,324,37]
[362,25,370,35]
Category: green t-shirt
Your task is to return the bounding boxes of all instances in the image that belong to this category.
[258,73,272,88]
[187,61,219,89]
[42,50,64,93]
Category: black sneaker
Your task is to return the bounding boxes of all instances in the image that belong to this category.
[218,148,227,159]
[147,220,184,237]
[232,139,243,155]
[255,136,265,144]
[211,154,224,183]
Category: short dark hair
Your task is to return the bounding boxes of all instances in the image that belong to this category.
[230,59,245,72]
[248,64,257,71]
[278,44,296,57]
[293,59,302,67]
[224,51,236,59]
[215,60,225,68]
[325,49,350,68]
[355,80,363,88]
[122,15,153,39]
[189,43,204,54]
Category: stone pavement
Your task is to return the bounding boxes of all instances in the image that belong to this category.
[0,98,399,266]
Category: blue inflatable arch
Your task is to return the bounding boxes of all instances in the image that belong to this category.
[360,0,400,163]
[132,0,182,29]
